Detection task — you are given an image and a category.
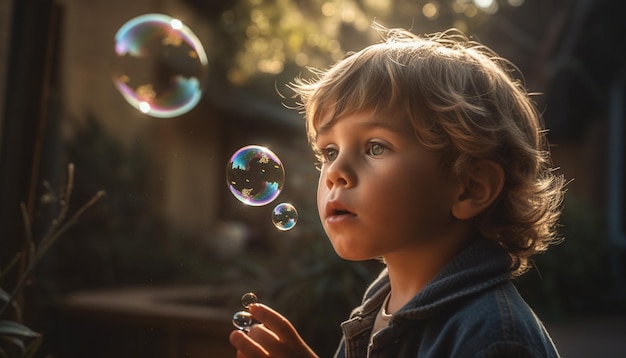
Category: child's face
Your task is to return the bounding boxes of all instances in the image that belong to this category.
[315,111,463,261]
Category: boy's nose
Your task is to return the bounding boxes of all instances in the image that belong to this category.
[324,156,354,189]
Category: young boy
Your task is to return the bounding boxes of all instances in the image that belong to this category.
[230,25,565,358]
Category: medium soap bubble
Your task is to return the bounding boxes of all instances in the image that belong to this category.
[232,311,254,331]
[226,145,285,206]
[112,13,208,118]
[241,292,258,309]
[272,203,298,231]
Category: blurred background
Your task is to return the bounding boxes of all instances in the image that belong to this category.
[0,0,624,357]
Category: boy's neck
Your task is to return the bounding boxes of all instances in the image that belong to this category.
[383,230,473,314]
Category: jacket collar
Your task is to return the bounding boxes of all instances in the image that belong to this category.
[350,238,512,323]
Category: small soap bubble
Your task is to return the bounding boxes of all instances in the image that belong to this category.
[226,145,285,206]
[232,311,254,331]
[112,13,208,118]
[272,203,298,231]
[241,292,258,309]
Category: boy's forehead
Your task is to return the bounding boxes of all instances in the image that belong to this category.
[314,110,339,134]
[315,109,412,137]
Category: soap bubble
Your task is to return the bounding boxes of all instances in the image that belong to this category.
[272,203,298,231]
[241,292,258,309]
[112,13,208,118]
[232,311,254,331]
[226,145,285,206]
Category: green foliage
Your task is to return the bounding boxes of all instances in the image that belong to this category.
[0,319,41,358]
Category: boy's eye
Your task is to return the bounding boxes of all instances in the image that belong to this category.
[322,148,338,162]
[367,142,386,157]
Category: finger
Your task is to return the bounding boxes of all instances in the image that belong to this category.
[248,324,279,342]
[247,324,286,355]
[248,304,302,343]
[229,329,269,358]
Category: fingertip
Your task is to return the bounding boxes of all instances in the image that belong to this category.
[247,302,265,315]
[229,329,245,345]
[252,302,274,310]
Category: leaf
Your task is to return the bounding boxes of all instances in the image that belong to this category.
[0,335,25,354]
[0,321,41,338]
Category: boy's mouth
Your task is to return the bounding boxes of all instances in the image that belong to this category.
[331,209,352,217]
[325,202,354,218]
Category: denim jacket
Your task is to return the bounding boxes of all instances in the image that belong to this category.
[334,239,560,358]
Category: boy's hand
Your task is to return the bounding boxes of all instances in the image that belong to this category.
[229,303,319,358]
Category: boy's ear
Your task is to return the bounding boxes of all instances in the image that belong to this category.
[451,160,505,220]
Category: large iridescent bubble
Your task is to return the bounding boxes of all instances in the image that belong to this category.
[112,13,208,118]
[226,145,285,206]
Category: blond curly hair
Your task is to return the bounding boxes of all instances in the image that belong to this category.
[290,25,566,276]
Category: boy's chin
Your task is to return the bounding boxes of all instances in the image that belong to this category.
[332,247,376,262]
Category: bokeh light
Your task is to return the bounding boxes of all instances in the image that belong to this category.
[473,0,499,14]
[112,13,208,118]
[422,2,440,20]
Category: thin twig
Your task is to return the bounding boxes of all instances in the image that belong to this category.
[20,203,35,267]
[35,190,105,262]
[10,299,22,323]
[39,164,74,247]
[0,186,105,317]
[0,254,21,285]
[0,261,31,318]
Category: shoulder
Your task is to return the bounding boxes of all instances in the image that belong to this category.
[472,340,554,358]
[440,281,560,357]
